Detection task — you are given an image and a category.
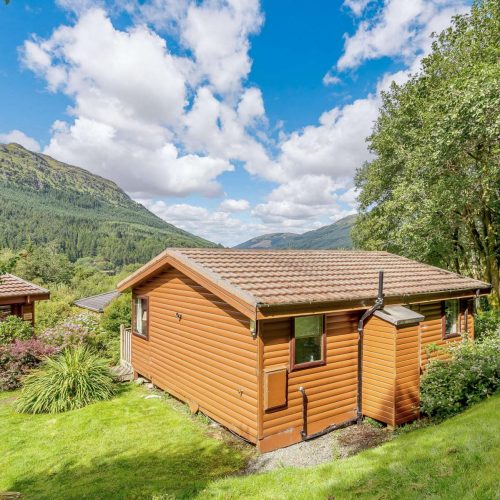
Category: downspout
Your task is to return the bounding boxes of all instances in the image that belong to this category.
[356,270,385,422]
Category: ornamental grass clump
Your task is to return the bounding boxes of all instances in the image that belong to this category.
[15,346,116,414]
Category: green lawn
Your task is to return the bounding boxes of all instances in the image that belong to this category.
[1,386,499,500]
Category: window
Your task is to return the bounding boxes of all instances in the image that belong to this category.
[291,315,325,369]
[0,305,12,321]
[443,300,461,338]
[133,296,149,339]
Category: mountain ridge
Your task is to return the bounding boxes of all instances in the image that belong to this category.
[234,214,356,249]
[0,143,216,268]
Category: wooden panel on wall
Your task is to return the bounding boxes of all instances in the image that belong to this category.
[264,368,287,411]
[132,267,259,443]
[259,312,359,451]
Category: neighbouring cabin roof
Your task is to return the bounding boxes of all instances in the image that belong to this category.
[117,249,491,316]
[74,291,121,313]
[374,305,425,326]
[0,273,49,300]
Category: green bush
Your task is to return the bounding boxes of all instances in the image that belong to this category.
[100,293,131,333]
[15,347,116,414]
[420,336,500,419]
[0,315,33,345]
[475,309,500,340]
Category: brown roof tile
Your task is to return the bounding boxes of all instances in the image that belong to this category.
[0,273,49,299]
[118,249,490,309]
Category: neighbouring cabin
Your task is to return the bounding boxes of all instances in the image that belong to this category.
[74,291,121,313]
[117,249,490,452]
[0,273,50,326]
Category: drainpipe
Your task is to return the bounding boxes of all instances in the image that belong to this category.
[356,270,385,422]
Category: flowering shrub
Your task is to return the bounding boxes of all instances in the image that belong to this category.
[0,315,34,345]
[38,314,101,350]
[420,335,500,419]
[0,339,57,390]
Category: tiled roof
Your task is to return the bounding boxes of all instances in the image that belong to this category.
[118,249,490,308]
[74,291,121,313]
[0,273,49,298]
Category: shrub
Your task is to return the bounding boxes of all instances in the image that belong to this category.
[38,314,100,350]
[100,293,131,334]
[0,339,57,390]
[420,336,500,419]
[475,309,500,340]
[15,347,116,414]
[0,315,34,345]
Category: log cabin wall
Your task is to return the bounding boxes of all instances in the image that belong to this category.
[132,267,259,443]
[412,300,473,370]
[258,311,359,452]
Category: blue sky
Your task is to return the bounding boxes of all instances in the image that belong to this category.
[0,0,471,245]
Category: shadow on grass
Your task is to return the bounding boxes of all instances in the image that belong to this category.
[9,442,244,500]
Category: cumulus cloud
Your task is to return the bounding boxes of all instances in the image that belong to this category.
[219,198,251,212]
[322,71,342,86]
[343,0,372,16]
[337,0,469,71]
[0,130,41,152]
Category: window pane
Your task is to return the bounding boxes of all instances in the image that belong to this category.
[444,300,459,335]
[141,299,148,335]
[294,315,323,365]
[0,305,12,321]
[135,298,143,334]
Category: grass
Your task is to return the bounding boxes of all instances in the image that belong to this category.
[0,385,251,499]
[200,395,500,499]
[1,386,498,499]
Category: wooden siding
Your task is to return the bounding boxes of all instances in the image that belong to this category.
[362,317,420,426]
[414,301,473,369]
[258,312,358,451]
[394,323,420,425]
[132,267,259,443]
[362,316,396,425]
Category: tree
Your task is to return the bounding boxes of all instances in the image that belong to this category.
[353,0,500,304]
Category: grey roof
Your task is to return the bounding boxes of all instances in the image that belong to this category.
[374,305,425,326]
[74,291,121,313]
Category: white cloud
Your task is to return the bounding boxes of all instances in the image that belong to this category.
[21,8,240,197]
[274,96,379,183]
[343,0,372,16]
[337,0,469,71]
[219,198,250,212]
[0,130,41,152]
[181,0,263,94]
[322,71,342,86]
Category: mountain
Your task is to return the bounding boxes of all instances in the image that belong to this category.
[234,214,357,249]
[0,143,216,267]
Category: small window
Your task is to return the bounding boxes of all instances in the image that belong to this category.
[443,300,461,338]
[133,296,149,339]
[0,305,12,321]
[291,315,325,369]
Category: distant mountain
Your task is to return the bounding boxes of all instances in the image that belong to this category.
[0,143,216,267]
[235,214,357,249]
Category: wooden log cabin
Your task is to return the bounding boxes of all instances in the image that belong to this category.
[117,249,491,452]
[0,273,50,325]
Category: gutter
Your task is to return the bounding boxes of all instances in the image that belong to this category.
[356,270,385,422]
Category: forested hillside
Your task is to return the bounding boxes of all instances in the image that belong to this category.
[0,143,216,267]
[235,214,356,249]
